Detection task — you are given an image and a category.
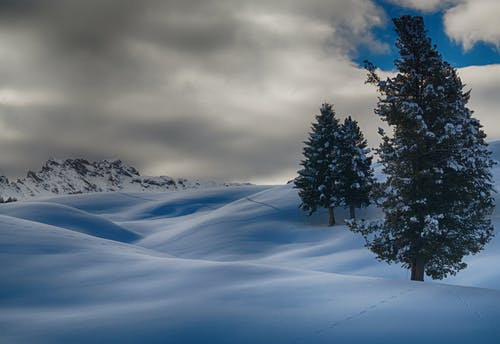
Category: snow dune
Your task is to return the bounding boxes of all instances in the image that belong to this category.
[0,202,140,243]
[1,178,500,342]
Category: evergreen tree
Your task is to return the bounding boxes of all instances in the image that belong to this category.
[337,116,374,219]
[295,103,342,226]
[350,16,495,281]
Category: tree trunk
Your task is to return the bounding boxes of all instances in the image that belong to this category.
[349,205,356,219]
[328,207,335,226]
[410,256,425,281]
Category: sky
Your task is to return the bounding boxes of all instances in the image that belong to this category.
[0,0,499,184]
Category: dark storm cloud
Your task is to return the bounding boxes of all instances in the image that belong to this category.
[0,0,236,55]
[0,103,302,181]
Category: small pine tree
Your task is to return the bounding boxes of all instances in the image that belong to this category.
[337,116,374,219]
[295,103,342,226]
[349,16,495,281]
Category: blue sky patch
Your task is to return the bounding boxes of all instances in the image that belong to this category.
[353,1,500,70]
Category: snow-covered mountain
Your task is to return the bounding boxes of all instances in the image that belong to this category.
[0,158,245,200]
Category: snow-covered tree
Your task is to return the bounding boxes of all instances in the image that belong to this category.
[295,103,342,226]
[350,16,495,281]
[337,116,374,219]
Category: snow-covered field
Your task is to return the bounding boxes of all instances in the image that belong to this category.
[2,180,500,342]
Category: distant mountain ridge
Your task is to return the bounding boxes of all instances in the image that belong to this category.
[0,158,246,200]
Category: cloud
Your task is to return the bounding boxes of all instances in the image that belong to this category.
[458,64,500,138]
[444,0,500,50]
[0,0,388,183]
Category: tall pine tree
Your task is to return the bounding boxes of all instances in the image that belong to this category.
[295,103,342,226]
[337,116,374,219]
[350,16,495,281]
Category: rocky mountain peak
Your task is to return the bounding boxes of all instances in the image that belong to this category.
[0,158,244,200]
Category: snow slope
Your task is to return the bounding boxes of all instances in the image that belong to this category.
[2,180,500,343]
